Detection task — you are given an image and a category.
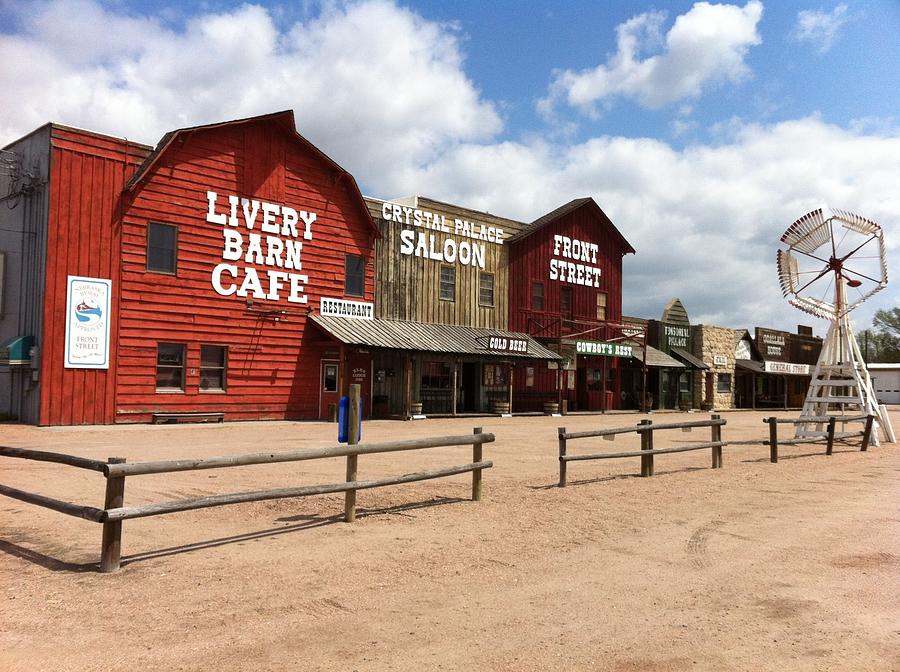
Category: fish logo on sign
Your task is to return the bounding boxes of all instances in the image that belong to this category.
[74,301,103,324]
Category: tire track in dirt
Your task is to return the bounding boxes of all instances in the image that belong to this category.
[686,519,726,568]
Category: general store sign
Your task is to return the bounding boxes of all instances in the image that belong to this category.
[383,201,503,270]
[764,361,810,375]
[476,335,528,354]
[320,298,374,320]
[206,191,314,304]
[576,340,633,358]
[64,275,111,369]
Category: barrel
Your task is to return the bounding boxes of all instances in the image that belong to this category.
[543,401,560,415]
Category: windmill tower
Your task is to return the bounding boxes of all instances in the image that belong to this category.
[777,206,894,445]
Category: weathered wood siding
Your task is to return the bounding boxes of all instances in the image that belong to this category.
[368,196,525,329]
[0,126,53,424]
[39,126,149,425]
[507,203,625,335]
[116,120,376,422]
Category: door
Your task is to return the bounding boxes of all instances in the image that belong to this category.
[346,352,373,418]
[319,360,339,420]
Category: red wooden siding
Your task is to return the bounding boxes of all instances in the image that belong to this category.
[115,120,375,422]
[507,204,626,336]
[40,127,149,425]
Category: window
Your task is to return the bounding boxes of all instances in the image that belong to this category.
[717,373,732,393]
[440,265,455,302]
[156,343,185,391]
[479,272,494,307]
[147,223,177,274]
[561,287,573,322]
[532,282,544,311]
[323,364,338,392]
[199,345,227,391]
[345,254,365,297]
[596,292,607,320]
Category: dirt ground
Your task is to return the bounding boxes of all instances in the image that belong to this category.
[1,409,899,671]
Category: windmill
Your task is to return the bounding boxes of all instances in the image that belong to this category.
[777,206,894,445]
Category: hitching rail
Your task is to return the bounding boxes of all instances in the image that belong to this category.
[558,415,726,486]
[763,414,874,463]
[0,428,494,573]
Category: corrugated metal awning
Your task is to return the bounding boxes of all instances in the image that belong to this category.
[670,347,709,370]
[630,345,685,368]
[310,314,561,360]
[735,359,765,373]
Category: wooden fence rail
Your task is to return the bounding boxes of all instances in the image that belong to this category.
[763,415,874,462]
[0,428,494,573]
[558,415,726,486]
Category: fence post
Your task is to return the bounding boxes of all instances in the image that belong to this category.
[825,416,836,456]
[640,419,654,477]
[344,384,361,522]
[861,414,874,452]
[472,426,483,501]
[711,413,722,469]
[100,457,127,573]
[558,427,567,487]
[767,417,778,463]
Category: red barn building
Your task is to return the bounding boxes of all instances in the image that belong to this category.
[507,199,636,412]
[0,111,378,425]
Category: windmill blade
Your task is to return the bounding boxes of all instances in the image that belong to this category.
[775,249,801,296]
[790,295,836,319]
[832,208,882,236]
[781,207,831,254]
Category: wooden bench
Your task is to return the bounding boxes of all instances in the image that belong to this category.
[152,412,224,425]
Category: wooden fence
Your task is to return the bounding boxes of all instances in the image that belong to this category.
[0,427,494,573]
[558,415,726,486]
[763,414,875,463]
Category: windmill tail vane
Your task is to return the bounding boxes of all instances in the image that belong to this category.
[777,205,894,445]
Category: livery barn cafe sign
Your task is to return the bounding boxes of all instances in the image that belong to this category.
[383,201,504,270]
[206,191,315,304]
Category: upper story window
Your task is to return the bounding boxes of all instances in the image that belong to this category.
[561,287,573,322]
[532,282,544,311]
[479,272,494,307]
[596,292,607,320]
[200,345,227,391]
[345,254,365,297]
[147,223,177,274]
[440,265,455,302]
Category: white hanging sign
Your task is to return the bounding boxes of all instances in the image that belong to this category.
[320,297,374,319]
[64,276,112,369]
[764,361,810,375]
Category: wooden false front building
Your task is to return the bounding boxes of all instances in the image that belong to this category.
[0,111,637,425]
[0,111,379,424]
[507,199,637,412]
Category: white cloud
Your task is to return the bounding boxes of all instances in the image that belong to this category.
[0,0,502,179]
[792,4,850,54]
[539,1,763,117]
[399,117,900,332]
[0,0,896,333]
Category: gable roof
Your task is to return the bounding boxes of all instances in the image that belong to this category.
[125,110,378,236]
[506,197,635,254]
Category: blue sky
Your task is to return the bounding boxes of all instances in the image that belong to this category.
[1,0,898,333]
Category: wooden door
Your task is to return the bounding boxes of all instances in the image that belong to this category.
[319,360,340,420]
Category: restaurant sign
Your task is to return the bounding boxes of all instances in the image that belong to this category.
[476,335,529,354]
[764,361,810,375]
[320,297,374,320]
[576,340,633,358]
